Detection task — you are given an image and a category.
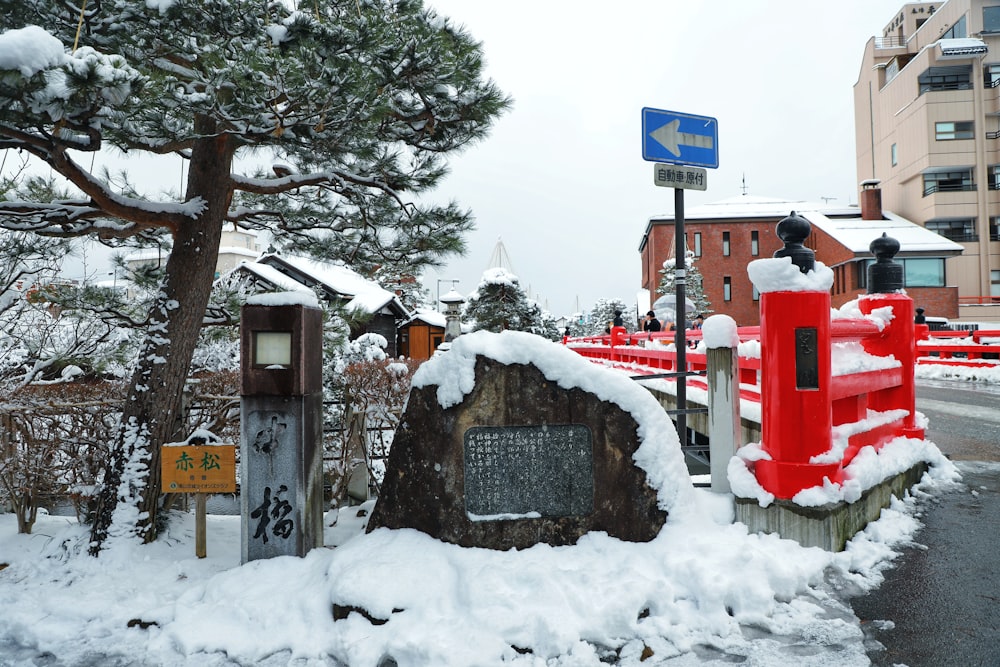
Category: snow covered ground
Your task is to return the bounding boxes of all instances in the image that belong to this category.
[0,328,986,667]
[0,475,958,667]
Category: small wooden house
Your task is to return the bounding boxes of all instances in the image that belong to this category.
[398,310,447,361]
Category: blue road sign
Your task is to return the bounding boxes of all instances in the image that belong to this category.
[642,108,719,169]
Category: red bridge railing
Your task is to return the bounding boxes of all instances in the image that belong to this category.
[565,293,1000,499]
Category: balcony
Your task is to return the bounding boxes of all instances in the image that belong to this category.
[922,182,975,196]
[875,36,907,49]
[988,76,1000,115]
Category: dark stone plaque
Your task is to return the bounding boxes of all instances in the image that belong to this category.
[795,326,819,390]
[463,424,593,519]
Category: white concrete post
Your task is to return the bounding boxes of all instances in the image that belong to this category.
[704,316,742,493]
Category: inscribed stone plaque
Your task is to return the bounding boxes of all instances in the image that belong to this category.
[463,424,593,519]
[795,326,819,390]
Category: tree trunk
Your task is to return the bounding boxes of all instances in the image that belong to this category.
[89,120,235,554]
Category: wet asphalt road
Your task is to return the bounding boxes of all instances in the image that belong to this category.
[850,380,1000,666]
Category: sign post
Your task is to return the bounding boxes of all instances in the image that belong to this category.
[162,433,237,558]
[642,107,719,448]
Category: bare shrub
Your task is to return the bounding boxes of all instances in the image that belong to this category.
[327,358,420,503]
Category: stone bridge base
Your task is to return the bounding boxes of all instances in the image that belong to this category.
[734,463,929,552]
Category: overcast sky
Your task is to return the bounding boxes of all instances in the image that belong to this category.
[422,0,906,317]
[48,1,910,317]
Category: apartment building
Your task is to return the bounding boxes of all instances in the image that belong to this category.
[855,0,1000,321]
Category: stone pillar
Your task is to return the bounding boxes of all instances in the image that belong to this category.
[705,315,741,494]
[240,300,325,563]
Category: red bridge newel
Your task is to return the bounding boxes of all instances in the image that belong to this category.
[755,289,840,498]
[753,212,841,499]
[858,234,923,440]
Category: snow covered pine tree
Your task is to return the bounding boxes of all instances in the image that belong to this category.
[464,267,559,339]
[0,0,509,553]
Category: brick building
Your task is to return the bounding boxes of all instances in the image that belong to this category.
[638,186,963,327]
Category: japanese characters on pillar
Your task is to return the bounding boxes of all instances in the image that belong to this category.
[240,293,325,563]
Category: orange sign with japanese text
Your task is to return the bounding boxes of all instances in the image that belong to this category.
[161,444,237,493]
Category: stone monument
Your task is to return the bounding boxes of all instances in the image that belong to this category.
[367,330,691,550]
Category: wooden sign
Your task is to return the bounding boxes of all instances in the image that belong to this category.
[162,444,237,493]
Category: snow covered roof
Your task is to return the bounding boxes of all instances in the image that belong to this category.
[237,253,409,318]
[402,308,447,328]
[235,261,313,294]
[646,194,963,258]
[936,38,987,59]
[218,246,261,258]
[652,194,836,221]
[802,210,963,257]
[123,246,260,263]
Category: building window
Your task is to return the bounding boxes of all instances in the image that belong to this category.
[693,232,702,257]
[990,217,1000,240]
[926,218,977,242]
[885,59,900,83]
[985,7,1000,33]
[750,230,759,256]
[722,231,730,257]
[903,258,946,287]
[891,143,898,166]
[935,121,974,140]
[858,258,946,288]
[752,285,759,301]
[856,261,868,289]
[723,276,731,301]
[922,168,974,195]
[918,65,972,94]
[992,270,1000,299]
[942,14,967,39]
[986,63,1000,87]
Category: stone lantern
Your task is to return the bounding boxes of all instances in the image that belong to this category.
[440,288,465,342]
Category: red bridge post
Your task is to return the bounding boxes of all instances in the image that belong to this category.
[754,289,840,498]
[752,212,841,499]
[858,234,923,439]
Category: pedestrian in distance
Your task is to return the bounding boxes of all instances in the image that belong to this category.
[643,310,661,332]
[691,314,704,330]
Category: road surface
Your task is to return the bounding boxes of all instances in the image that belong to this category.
[851,379,1000,666]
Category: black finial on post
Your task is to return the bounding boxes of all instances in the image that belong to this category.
[867,232,903,294]
[773,211,815,274]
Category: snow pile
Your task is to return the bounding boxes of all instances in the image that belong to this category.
[246,290,319,308]
[0,26,65,76]
[701,313,739,349]
[747,256,834,293]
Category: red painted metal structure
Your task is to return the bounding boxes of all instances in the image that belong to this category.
[915,327,1000,367]
[565,292,1000,500]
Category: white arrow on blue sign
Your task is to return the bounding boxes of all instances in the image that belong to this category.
[642,107,719,169]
